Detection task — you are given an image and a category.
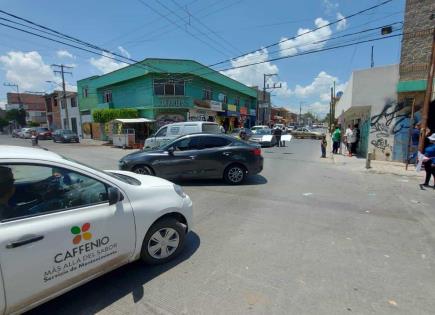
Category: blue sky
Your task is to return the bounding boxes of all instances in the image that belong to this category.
[0,0,405,116]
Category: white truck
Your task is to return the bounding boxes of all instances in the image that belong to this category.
[0,146,193,315]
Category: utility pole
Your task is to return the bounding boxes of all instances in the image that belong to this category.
[418,30,435,152]
[262,73,282,125]
[329,87,334,132]
[51,64,73,129]
[299,102,302,126]
[3,82,20,129]
[371,45,374,68]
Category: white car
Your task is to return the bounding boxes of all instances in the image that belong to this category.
[145,121,221,148]
[250,125,269,134]
[18,128,34,139]
[0,145,193,315]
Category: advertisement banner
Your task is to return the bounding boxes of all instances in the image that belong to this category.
[209,100,223,112]
[239,107,248,115]
[227,104,237,112]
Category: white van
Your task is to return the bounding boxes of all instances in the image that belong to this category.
[144,121,221,148]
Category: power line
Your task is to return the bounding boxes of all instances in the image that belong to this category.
[207,0,395,68]
[135,0,231,57]
[170,0,242,55]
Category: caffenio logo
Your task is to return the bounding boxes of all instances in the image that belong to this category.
[71,223,92,245]
[45,222,118,283]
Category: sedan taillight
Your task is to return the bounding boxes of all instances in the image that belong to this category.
[252,148,262,156]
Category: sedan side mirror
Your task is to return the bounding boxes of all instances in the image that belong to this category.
[167,147,175,155]
[108,187,123,205]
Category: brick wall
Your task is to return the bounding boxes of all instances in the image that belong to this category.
[399,0,434,82]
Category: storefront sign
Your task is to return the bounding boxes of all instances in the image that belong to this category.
[249,109,256,116]
[210,100,223,112]
[227,104,237,112]
[157,97,188,108]
[239,107,248,115]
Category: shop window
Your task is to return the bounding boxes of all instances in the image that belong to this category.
[235,97,240,106]
[154,79,185,96]
[203,88,212,100]
[103,90,112,103]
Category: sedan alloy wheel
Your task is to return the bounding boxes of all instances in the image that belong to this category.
[147,228,180,259]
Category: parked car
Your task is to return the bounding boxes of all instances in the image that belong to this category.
[0,145,193,315]
[250,125,269,134]
[19,127,34,139]
[11,129,21,138]
[36,127,52,140]
[145,121,221,148]
[230,128,253,139]
[286,125,296,133]
[291,127,322,139]
[249,128,277,147]
[120,134,263,184]
[52,129,80,143]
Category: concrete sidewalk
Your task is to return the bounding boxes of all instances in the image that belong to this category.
[330,152,426,180]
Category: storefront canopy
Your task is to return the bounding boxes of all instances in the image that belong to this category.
[113,118,155,124]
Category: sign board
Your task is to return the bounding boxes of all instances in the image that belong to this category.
[239,107,248,115]
[209,100,223,112]
[258,102,269,108]
[157,97,188,108]
[227,104,237,112]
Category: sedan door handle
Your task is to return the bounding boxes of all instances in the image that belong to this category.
[189,156,196,160]
[6,235,44,249]
[222,152,231,156]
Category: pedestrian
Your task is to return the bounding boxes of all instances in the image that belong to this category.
[332,126,341,154]
[30,129,38,146]
[421,133,435,187]
[273,127,282,147]
[344,125,356,157]
[353,123,360,154]
[321,134,327,158]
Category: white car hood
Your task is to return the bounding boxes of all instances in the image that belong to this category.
[105,170,173,187]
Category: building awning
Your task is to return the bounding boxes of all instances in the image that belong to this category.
[113,118,155,124]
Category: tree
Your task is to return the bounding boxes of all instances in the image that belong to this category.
[0,117,8,131]
[5,108,26,126]
[92,108,139,124]
[323,113,331,123]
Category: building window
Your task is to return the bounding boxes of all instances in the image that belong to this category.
[154,79,185,96]
[223,95,228,104]
[61,99,66,109]
[71,97,77,107]
[203,87,212,100]
[82,87,88,98]
[235,97,240,106]
[103,90,112,103]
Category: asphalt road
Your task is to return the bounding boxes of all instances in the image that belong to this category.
[1,135,435,315]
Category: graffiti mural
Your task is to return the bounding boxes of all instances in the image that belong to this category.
[370,100,412,159]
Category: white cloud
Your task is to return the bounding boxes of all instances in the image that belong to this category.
[336,12,347,31]
[323,0,339,13]
[222,48,292,97]
[118,46,131,59]
[56,49,75,59]
[0,51,57,90]
[279,18,333,57]
[89,52,128,74]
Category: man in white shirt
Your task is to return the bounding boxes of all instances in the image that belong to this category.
[344,125,356,156]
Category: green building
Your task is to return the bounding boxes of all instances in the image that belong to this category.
[77,58,258,134]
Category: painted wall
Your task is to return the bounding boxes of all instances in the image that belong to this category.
[335,65,401,160]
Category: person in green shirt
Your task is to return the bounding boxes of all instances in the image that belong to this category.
[332,126,341,154]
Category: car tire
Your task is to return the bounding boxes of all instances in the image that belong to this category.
[140,217,186,265]
[133,165,154,175]
[224,164,246,185]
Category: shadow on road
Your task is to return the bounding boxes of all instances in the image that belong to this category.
[27,232,201,315]
[176,174,268,187]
